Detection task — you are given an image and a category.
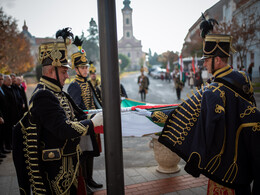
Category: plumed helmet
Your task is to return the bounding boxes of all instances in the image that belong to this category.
[199,13,235,60]
[71,36,89,69]
[89,61,96,74]
[38,27,73,68]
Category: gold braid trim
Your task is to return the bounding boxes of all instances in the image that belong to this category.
[215,104,225,114]
[240,106,256,118]
[151,111,168,123]
[52,145,80,195]
[161,134,182,146]
[196,88,202,98]
[214,81,254,104]
[174,110,194,127]
[252,123,260,132]
[65,120,88,135]
[166,93,202,146]
[187,152,203,169]
[21,114,47,194]
[205,126,227,174]
[222,123,258,183]
[79,82,95,110]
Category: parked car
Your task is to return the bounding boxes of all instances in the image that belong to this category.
[151,68,166,79]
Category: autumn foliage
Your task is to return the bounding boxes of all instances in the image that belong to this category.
[0,8,34,74]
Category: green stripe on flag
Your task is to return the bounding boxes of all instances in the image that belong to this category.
[121,98,146,107]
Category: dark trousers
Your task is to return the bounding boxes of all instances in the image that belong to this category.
[5,125,13,150]
[0,124,4,152]
[80,153,94,184]
[140,90,146,102]
[176,88,181,100]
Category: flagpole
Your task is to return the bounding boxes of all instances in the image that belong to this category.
[97,0,125,194]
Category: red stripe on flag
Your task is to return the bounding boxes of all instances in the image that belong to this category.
[131,104,179,111]
[192,57,196,73]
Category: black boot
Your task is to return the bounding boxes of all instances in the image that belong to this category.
[86,156,103,188]
[86,185,94,195]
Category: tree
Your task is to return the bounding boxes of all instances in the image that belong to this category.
[148,48,159,65]
[82,18,100,62]
[0,8,34,74]
[215,7,260,69]
[182,29,203,58]
[118,53,130,71]
[157,51,178,71]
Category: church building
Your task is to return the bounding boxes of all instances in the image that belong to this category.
[118,0,143,70]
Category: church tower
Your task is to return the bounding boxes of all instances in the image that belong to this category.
[118,0,143,70]
[122,0,133,40]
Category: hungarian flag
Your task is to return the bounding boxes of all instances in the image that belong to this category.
[166,61,170,73]
[85,98,179,137]
[178,54,184,81]
[192,57,196,73]
[195,54,198,69]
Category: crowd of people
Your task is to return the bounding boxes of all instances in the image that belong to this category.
[0,73,28,163]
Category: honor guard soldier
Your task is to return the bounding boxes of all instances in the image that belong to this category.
[158,14,260,194]
[67,36,103,195]
[88,61,102,99]
[12,28,103,195]
[137,67,149,102]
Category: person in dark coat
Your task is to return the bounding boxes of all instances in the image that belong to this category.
[10,73,24,121]
[2,75,18,150]
[158,15,260,195]
[137,67,149,102]
[194,67,203,89]
[12,28,103,195]
[0,73,11,160]
[67,36,103,195]
[174,72,183,100]
[16,76,28,114]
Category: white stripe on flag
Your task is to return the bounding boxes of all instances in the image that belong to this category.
[121,111,162,137]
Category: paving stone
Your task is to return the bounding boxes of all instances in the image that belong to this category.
[124,172,136,185]
[130,175,147,183]
[135,167,159,181]
[176,189,194,195]
[189,186,207,195]
[125,168,141,177]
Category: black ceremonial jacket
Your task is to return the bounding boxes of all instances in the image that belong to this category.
[13,76,94,195]
[68,75,102,111]
[68,75,102,156]
[159,65,260,190]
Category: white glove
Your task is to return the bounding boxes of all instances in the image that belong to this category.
[135,108,152,117]
[91,112,103,127]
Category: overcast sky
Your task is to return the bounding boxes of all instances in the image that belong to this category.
[1,0,219,54]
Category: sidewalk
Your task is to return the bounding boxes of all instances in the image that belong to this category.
[0,152,208,195]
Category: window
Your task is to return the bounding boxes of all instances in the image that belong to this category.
[126,32,130,37]
[128,53,131,57]
[126,18,129,24]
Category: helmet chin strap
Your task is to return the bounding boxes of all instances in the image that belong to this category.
[211,57,215,74]
[54,67,62,87]
[76,67,87,80]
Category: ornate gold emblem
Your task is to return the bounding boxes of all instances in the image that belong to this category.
[81,55,87,62]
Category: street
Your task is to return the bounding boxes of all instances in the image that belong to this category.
[120,72,188,104]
